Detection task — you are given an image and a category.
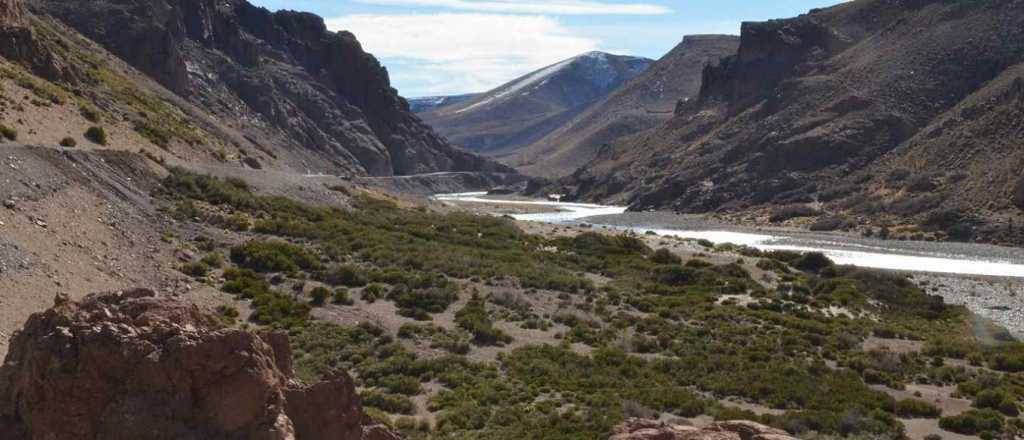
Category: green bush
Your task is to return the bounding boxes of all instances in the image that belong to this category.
[58,137,77,147]
[939,409,1004,435]
[332,288,354,305]
[321,265,368,287]
[221,268,309,326]
[179,261,209,277]
[230,240,319,273]
[309,286,330,306]
[201,252,224,268]
[362,284,386,303]
[362,391,415,415]
[0,125,16,141]
[456,297,511,345]
[85,126,108,145]
[895,398,941,418]
[651,248,681,265]
[389,283,458,320]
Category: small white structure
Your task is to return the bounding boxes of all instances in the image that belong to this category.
[547,194,564,202]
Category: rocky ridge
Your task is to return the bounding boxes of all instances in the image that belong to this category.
[567,0,1024,245]
[13,0,507,177]
[0,288,401,440]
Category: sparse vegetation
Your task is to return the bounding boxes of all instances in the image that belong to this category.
[160,168,1024,440]
[59,137,77,147]
[85,126,107,145]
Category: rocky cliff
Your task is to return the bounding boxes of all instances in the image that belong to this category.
[568,0,1024,245]
[0,289,401,440]
[27,0,508,176]
[0,0,25,27]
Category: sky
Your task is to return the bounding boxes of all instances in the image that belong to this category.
[248,0,847,98]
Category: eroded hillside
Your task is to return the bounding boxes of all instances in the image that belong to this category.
[0,0,507,177]
[567,0,1024,245]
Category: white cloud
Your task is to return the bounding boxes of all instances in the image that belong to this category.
[326,13,602,96]
[352,0,671,15]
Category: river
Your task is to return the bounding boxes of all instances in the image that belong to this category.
[433,192,1024,279]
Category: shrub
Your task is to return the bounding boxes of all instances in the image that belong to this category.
[456,297,511,345]
[362,391,415,415]
[895,398,941,418]
[332,288,354,305]
[389,284,458,320]
[0,125,17,141]
[85,126,108,145]
[80,105,100,122]
[179,261,209,277]
[321,265,368,287]
[309,286,330,306]
[905,176,938,193]
[201,253,224,268]
[938,409,1003,435]
[59,137,77,147]
[651,248,681,265]
[215,305,240,325]
[793,252,834,273]
[230,240,318,273]
[362,284,386,303]
[770,205,821,223]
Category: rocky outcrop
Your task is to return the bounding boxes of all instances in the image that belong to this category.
[31,0,509,177]
[0,289,401,440]
[0,0,26,28]
[609,418,796,440]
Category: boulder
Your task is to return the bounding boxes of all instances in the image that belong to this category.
[610,418,797,440]
[0,288,402,440]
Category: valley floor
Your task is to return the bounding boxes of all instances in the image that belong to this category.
[4,145,1024,440]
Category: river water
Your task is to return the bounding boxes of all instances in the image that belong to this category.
[433,192,1024,278]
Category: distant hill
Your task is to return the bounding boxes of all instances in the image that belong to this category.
[509,35,739,177]
[418,52,653,160]
[409,94,479,113]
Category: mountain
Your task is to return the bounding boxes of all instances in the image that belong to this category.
[566,0,1024,245]
[418,52,654,159]
[508,35,739,177]
[408,93,479,113]
[2,0,507,177]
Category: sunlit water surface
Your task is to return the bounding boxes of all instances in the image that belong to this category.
[433,192,1024,278]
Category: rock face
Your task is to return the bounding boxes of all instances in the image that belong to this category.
[0,289,401,440]
[568,0,1024,243]
[419,52,654,159]
[31,0,509,177]
[0,0,26,28]
[609,418,796,440]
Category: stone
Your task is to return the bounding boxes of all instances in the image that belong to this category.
[609,418,796,440]
[0,289,403,440]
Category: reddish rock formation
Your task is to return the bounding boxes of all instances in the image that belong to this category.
[609,418,796,440]
[0,289,401,440]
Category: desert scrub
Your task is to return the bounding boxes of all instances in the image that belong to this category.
[332,288,354,305]
[309,286,330,306]
[229,240,319,273]
[455,297,511,345]
[59,137,76,147]
[84,126,107,145]
[388,281,459,320]
[221,268,309,326]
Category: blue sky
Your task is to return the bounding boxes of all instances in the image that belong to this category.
[249,0,847,97]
